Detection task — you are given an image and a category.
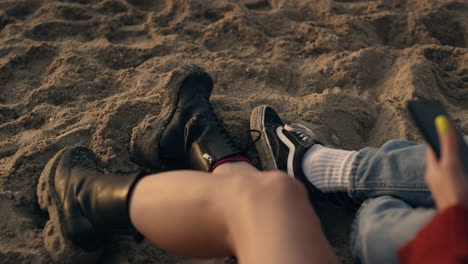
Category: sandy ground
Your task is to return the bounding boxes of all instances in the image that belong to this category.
[0,0,467,263]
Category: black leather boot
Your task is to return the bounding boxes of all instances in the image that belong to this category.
[37,146,142,262]
[158,74,243,171]
[131,65,243,171]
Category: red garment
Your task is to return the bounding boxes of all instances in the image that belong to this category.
[398,204,468,264]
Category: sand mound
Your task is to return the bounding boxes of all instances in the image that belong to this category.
[0,0,467,263]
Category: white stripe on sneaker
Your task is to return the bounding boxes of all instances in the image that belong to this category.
[276,126,296,178]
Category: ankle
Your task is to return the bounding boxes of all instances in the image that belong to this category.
[302,145,358,192]
[211,156,257,174]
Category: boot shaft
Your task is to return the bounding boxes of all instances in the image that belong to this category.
[185,113,242,171]
[76,169,143,233]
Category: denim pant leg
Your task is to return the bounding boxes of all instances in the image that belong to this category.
[349,140,436,264]
[349,139,433,207]
[351,196,435,264]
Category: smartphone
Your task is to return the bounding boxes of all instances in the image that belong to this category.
[408,100,468,171]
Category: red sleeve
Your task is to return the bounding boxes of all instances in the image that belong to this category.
[398,205,468,264]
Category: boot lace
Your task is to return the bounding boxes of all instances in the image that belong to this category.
[201,96,238,151]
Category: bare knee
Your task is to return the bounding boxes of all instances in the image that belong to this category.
[240,170,309,207]
[224,170,313,252]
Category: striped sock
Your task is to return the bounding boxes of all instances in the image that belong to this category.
[301,145,358,192]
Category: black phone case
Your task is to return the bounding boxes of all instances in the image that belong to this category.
[408,100,446,158]
[408,100,468,171]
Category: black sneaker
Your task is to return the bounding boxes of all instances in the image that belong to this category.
[250,105,358,208]
[250,105,320,189]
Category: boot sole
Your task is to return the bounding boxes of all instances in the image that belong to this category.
[250,105,278,170]
[130,65,213,169]
[37,146,101,263]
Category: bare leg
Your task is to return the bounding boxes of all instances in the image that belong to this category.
[211,161,259,174]
[129,162,337,264]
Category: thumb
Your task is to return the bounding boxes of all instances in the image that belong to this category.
[435,115,460,161]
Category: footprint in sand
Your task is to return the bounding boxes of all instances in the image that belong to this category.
[53,5,92,21]
[0,45,57,105]
[423,47,468,100]
[24,21,94,42]
[125,0,167,12]
[419,10,465,48]
[242,0,285,11]
[4,0,40,20]
[96,0,129,14]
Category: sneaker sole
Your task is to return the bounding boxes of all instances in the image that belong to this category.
[250,105,278,170]
[37,146,101,263]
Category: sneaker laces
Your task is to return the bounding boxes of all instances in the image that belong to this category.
[284,123,317,143]
[243,129,262,153]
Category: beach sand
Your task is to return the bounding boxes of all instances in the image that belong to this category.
[0,0,467,263]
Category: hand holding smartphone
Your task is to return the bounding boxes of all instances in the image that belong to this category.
[408,100,468,171]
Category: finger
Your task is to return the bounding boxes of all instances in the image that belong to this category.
[426,146,437,168]
[435,115,460,162]
[425,146,437,186]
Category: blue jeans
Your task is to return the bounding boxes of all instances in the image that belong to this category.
[349,140,437,264]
